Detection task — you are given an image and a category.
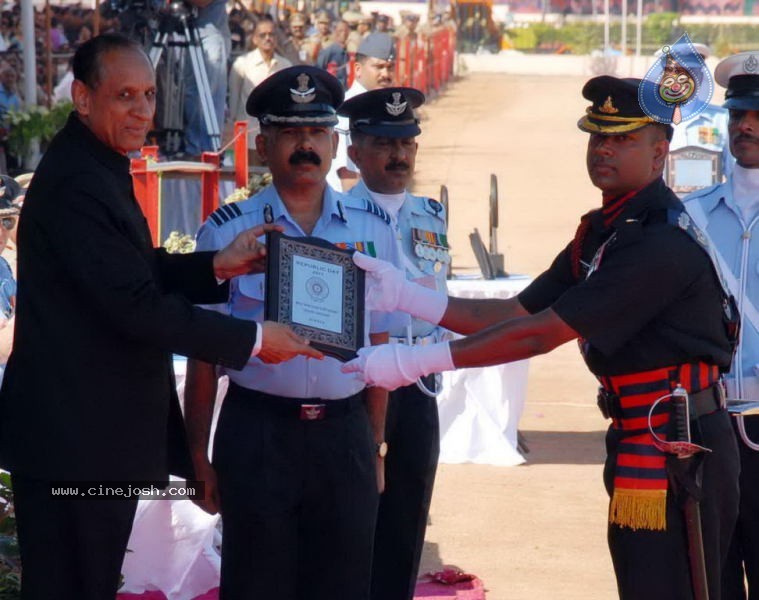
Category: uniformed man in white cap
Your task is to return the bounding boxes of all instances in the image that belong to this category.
[667,42,734,191]
[339,87,448,600]
[327,32,396,191]
[683,50,759,600]
[184,65,400,600]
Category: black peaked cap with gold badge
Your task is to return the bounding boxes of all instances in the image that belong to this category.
[338,87,425,138]
[246,65,344,128]
[577,75,656,135]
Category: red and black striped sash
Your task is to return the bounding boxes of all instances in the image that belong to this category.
[599,362,720,531]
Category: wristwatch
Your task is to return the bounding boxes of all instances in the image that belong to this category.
[375,441,388,458]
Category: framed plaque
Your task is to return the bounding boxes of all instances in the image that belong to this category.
[265,231,365,361]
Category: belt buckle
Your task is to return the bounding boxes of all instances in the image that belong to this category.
[300,404,326,421]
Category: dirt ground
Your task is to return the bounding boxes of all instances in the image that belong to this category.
[411,73,620,599]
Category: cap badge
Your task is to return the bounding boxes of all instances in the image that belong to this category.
[743,54,759,74]
[385,92,407,116]
[290,72,316,104]
[599,96,619,114]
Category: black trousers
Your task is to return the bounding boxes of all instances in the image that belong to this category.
[213,385,379,600]
[604,409,740,600]
[371,377,440,600]
[11,472,138,600]
[722,416,759,600]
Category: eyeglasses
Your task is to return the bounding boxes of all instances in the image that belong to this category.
[256,32,275,38]
[1,217,16,231]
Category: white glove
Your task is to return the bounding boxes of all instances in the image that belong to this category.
[352,252,448,324]
[341,342,454,391]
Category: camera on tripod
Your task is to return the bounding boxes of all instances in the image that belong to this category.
[135,0,221,157]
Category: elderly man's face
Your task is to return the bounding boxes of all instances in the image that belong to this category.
[585,125,668,197]
[256,125,336,187]
[71,48,155,155]
[355,57,394,90]
[729,109,759,169]
[253,20,276,53]
[349,134,417,194]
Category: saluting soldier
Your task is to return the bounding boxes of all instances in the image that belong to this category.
[339,87,449,600]
[344,76,741,600]
[184,66,400,600]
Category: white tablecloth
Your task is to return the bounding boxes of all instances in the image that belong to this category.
[121,360,225,600]
[438,275,532,467]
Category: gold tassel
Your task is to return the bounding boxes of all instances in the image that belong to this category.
[609,489,667,531]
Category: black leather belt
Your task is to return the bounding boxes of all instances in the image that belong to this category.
[597,383,725,421]
[228,382,364,421]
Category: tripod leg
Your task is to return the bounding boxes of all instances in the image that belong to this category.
[183,20,221,152]
[148,32,166,69]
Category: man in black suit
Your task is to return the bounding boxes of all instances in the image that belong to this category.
[0,33,321,600]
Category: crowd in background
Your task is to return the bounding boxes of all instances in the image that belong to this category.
[0,0,456,174]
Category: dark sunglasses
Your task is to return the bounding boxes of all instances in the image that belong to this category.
[1,217,16,231]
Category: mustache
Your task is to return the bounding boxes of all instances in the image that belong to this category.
[385,161,410,172]
[734,132,759,144]
[289,150,322,165]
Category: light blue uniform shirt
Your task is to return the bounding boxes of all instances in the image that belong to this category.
[0,256,14,320]
[196,183,398,399]
[349,180,449,339]
[684,179,759,399]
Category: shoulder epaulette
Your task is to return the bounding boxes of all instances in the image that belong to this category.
[343,196,391,225]
[207,202,243,228]
[682,183,722,203]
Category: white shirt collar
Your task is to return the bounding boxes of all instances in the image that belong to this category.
[731,163,759,223]
[365,188,406,221]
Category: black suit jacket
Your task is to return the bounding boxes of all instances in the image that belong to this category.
[0,114,257,482]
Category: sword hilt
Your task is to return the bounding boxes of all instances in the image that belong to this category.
[671,383,692,448]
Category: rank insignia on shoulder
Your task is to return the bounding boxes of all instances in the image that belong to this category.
[334,241,377,257]
[208,202,243,227]
[363,199,390,225]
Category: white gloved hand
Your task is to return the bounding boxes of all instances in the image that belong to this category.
[341,342,454,391]
[352,252,448,324]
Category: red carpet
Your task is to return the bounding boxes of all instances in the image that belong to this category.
[116,577,486,600]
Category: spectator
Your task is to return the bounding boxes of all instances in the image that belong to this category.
[183,0,231,156]
[0,66,21,174]
[0,175,19,384]
[228,16,291,153]
[304,10,331,63]
[317,20,350,88]
[282,12,311,64]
